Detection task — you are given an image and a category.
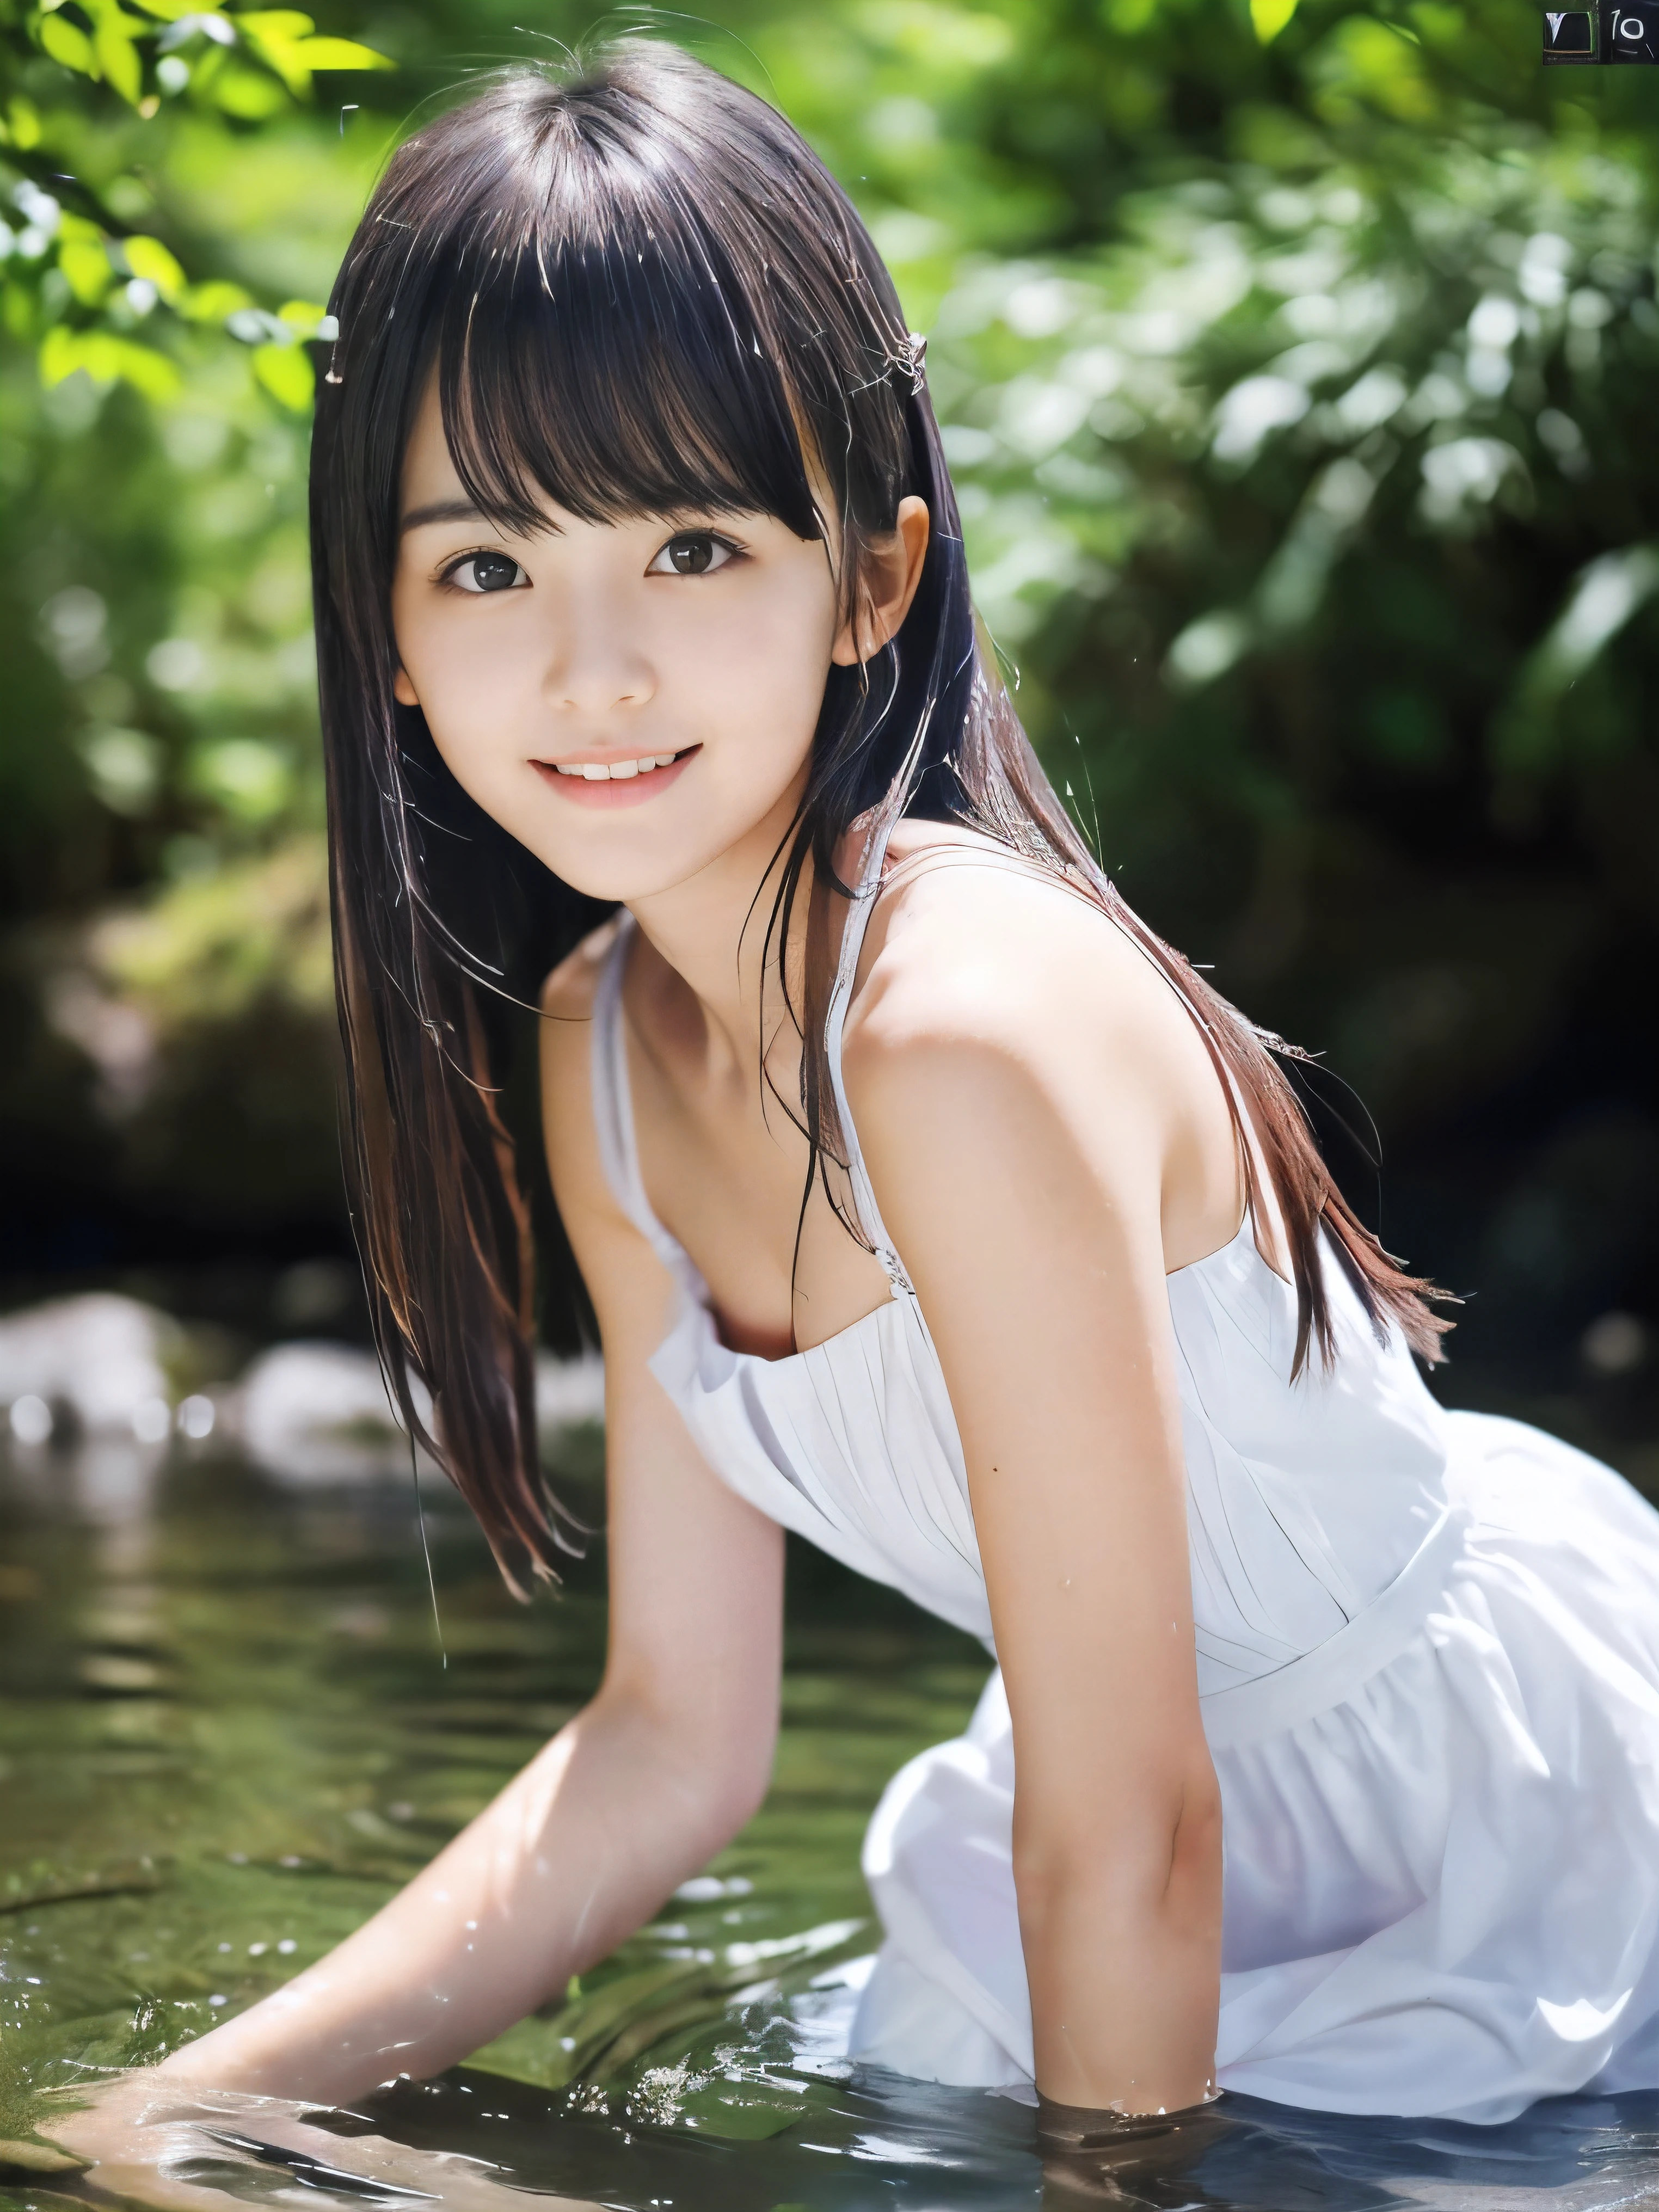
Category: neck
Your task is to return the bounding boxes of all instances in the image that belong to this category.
[625,775,819,1085]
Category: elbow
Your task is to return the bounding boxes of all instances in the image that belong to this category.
[598,1675,777,1851]
[672,1748,773,1871]
[697,1723,775,1840]
[720,1767,771,1840]
[1012,1760,1223,1948]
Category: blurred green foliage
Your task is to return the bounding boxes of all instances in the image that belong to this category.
[1,0,388,401]
[1,0,1656,1388]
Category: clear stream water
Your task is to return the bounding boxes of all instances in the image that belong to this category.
[5,1424,1659,2212]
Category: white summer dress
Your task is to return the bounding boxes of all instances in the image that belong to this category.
[589,825,1659,2127]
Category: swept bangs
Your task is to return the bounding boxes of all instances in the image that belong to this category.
[357,51,918,564]
[429,206,823,546]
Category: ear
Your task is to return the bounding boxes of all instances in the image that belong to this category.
[392,666,420,706]
[830,496,931,668]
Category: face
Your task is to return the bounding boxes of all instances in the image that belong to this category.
[390,377,923,906]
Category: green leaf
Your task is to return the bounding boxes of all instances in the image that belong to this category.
[38,11,99,75]
[234,14,392,91]
[93,9,145,105]
[123,0,202,17]
[290,34,392,70]
[277,297,330,339]
[40,325,182,401]
[235,9,316,91]
[6,97,45,148]
[124,235,187,303]
[204,60,289,116]
[181,278,252,321]
[1250,0,1300,38]
[58,232,116,304]
[1492,545,1659,775]
[252,339,314,409]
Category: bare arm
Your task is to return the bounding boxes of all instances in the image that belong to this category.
[148,938,784,2105]
[844,867,1227,2116]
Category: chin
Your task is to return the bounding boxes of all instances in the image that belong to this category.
[524,827,731,906]
[533,796,800,904]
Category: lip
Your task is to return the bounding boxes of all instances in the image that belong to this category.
[531,746,699,809]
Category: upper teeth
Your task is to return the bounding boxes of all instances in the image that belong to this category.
[555,753,681,781]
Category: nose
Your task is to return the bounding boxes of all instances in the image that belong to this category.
[542,599,656,717]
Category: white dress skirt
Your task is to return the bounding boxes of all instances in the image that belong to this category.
[587,864,1659,2127]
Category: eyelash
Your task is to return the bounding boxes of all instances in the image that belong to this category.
[434,529,749,593]
[646,530,748,576]
[437,550,527,594]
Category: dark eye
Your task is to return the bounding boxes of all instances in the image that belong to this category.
[647,531,736,577]
[450,551,527,594]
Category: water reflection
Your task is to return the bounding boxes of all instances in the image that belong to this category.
[3,1428,1659,2212]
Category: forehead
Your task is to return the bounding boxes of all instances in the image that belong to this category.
[396,366,843,549]
[401,376,462,500]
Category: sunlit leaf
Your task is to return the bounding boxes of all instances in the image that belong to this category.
[290,34,391,70]
[276,298,331,339]
[180,277,253,320]
[7,96,44,147]
[1251,0,1300,40]
[124,234,187,304]
[57,232,116,304]
[91,5,144,103]
[40,325,182,401]
[1492,545,1659,773]
[37,11,99,75]
[204,59,289,116]
[252,339,314,409]
[236,8,317,93]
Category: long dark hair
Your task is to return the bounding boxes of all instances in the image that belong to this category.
[310,40,1451,1591]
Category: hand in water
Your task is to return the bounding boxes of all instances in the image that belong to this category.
[34,2069,606,2212]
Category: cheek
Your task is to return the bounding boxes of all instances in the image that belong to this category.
[393,594,531,773]
[680,571,837,754]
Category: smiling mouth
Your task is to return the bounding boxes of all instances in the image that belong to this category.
[541,747,696,782]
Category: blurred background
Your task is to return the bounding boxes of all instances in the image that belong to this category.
[1,0,1656,1464]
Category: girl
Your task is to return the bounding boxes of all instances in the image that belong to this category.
[58,37,1659,2201]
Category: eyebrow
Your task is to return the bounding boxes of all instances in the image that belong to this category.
[400,498,486,535]
[399,498,568,540]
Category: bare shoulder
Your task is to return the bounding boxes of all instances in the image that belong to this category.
[843,836,1198,1086]
[840,837,1242,1267]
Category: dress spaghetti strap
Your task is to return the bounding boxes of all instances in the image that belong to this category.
[588,915,695,1280]
[824,814,918,1298]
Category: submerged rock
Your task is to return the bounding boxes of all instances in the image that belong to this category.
[0,1294,174,1439]
[225,1340,604,1486]
[230,1340,419,1485]
[0,1291,603,1485]
[533,1348,606,1432]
